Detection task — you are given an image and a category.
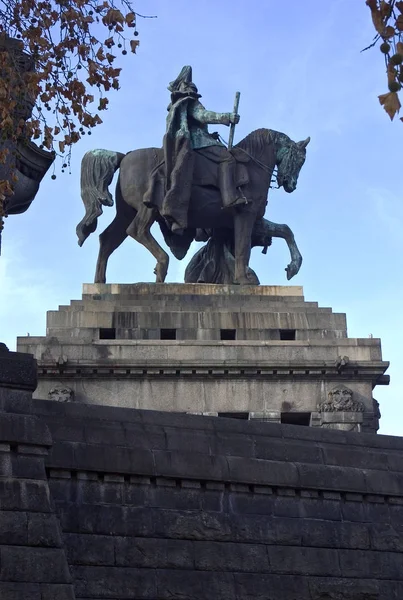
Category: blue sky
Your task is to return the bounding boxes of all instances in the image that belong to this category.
[1,0,402,434]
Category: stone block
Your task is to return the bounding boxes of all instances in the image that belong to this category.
[155,569,236,600]
[59,503,154,538]
[10,454,47,480]
[0,546,71,583]
[72,565,156,598]
[73,443,155,475]
[115,537,194,569]
[39,583,75,600]
[142,486,202,511]
[301,520,370,549]
[0,348,37,393]
[234,573,310,600]
[27,513,62,547]
[153,509,231,542]
[0,480,52,512]
[307,577,381,600]
[370,523,403,552]
[153,449,229,481]
[194,540,269,572]
[297,462,366,492]
[0,413,52,447]
[227,456,300,487]
[268,545,341,576]
[254,438,323,464]
[0,511,28,545]
[64,533,115,565]
[339,548,403,580]
[0,582,41,600]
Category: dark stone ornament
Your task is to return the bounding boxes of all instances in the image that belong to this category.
[0,35,54,254]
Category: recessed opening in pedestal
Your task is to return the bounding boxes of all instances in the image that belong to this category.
[160,329,177,340]
[279,329,296,340]
[220,329,236,340]
[281,412,311,426]
[218,412,249,420]
[99,328,116,340]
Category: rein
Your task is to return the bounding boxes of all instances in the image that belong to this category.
[218,133,280,189]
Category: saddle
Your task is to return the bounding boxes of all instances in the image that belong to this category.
[192,147,250,189]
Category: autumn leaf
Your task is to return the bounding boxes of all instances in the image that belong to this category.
[98,97,109,110]
[379,91,401,119]
[366,0,385,35]
[126,12,136,25]
[380,1,393,19]
[130,39,139,53]
[96,47,106,62]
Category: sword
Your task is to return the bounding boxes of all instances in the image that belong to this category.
[228,91,240,150]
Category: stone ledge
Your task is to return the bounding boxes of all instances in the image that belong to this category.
[35,362,389,384]
[0,347,37,391]
[45,466,402,505]
[83,283,305,297]
[32,399,403,449]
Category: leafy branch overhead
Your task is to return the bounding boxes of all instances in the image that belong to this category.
[365,0,403,121]
[0,0,154,166]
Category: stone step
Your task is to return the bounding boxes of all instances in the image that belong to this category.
[45,309,347,331]
[69,299,323,312]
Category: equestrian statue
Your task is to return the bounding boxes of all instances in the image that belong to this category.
[77,65,310,285]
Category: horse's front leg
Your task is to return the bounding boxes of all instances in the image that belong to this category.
[126,206,169,283]
[265,220,302,280]
[233,211,256,285]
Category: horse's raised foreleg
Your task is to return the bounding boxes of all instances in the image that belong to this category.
[265,220,303,280]
[233,211,257,285]
[126,207,169,283]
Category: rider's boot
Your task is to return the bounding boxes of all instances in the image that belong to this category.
[219,159,252,210]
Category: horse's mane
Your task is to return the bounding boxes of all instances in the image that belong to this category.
[235,128,292,156]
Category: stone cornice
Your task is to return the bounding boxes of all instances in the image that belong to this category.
[37,361,389,384]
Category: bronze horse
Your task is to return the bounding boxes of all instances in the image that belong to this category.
[77,128,309,284]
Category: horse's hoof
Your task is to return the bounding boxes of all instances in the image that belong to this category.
[155,261,169,283]
[286,264,298,280]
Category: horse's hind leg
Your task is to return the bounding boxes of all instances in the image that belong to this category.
[95,208,134,283]
[233,211,256,285]
[126,207,169,283]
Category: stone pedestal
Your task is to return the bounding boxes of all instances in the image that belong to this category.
[16,283,389,433]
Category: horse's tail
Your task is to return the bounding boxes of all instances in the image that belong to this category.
[76,149,126,246]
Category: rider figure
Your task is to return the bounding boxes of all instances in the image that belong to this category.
[144,65,248,235]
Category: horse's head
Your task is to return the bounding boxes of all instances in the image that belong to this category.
[276,136,310,193]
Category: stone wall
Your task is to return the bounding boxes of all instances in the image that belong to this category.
[2,348,402,600]
[0,347,75,599]
[31,399,403,600]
